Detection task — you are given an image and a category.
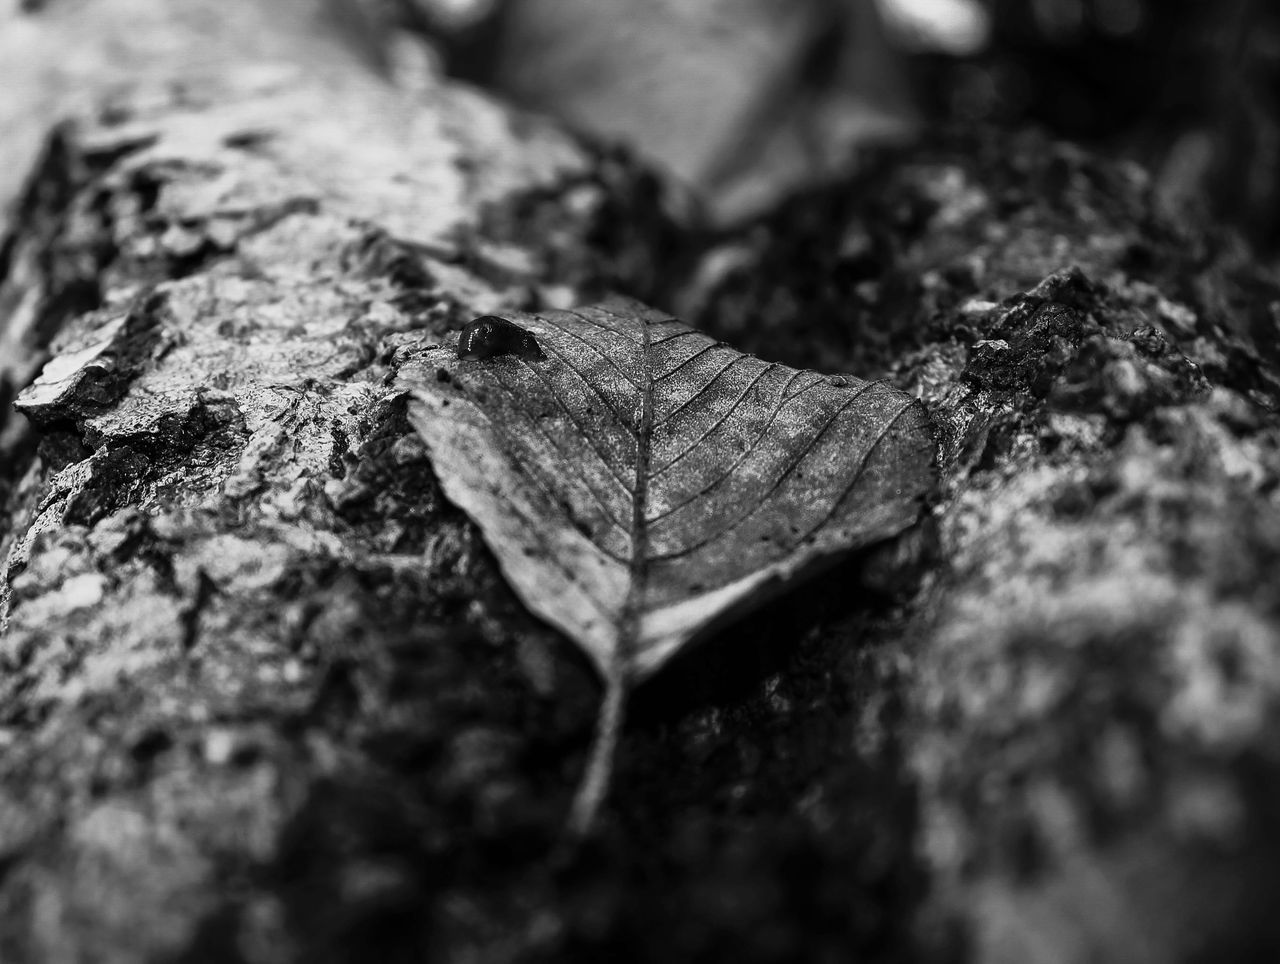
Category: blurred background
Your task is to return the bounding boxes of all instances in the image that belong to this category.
[387,0,1279,253]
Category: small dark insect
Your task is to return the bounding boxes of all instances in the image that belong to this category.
[457,316,546,361]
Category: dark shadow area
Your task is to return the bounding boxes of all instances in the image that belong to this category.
[172,522,935,964]
[630,532,927,723]
[405,0,1280,254]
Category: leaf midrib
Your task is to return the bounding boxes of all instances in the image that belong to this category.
[564,311,652,835]
[621,313,654,664]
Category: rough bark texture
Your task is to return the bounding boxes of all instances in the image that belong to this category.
[3,3,1280,963]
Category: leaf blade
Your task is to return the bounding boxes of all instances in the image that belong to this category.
[401,298,935,681]
[409,382,631,675]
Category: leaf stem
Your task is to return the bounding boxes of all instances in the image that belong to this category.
[565,670,627,838]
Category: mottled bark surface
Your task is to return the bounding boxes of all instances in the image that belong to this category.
[3,3,1280,963]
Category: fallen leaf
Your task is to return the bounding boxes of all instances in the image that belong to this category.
[400,298,935,831]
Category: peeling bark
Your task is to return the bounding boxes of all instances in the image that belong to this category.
[3,4,1280,964]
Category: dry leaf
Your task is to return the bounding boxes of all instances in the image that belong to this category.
[399,298,935,830]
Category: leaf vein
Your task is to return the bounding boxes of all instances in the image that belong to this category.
[555,310,642,388]
[647,372,841,511]
[510,353,635,491]
[647,380,886,555]
[654,340,722,385]
[650,329,706,347]
[651,361,781,477]
[784,373,826,401]
[484,370,633,536]
[653,354,745,430]
[564,307,650,354]
[792,398,919,543]
[468,398,632,571]
[533,338,638,446]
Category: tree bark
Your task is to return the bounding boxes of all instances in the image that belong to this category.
[3,3,1280,963]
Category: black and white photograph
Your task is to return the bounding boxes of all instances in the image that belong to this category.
[2,1,1279,960]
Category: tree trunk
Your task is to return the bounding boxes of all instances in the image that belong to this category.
[3,3,1280,963]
